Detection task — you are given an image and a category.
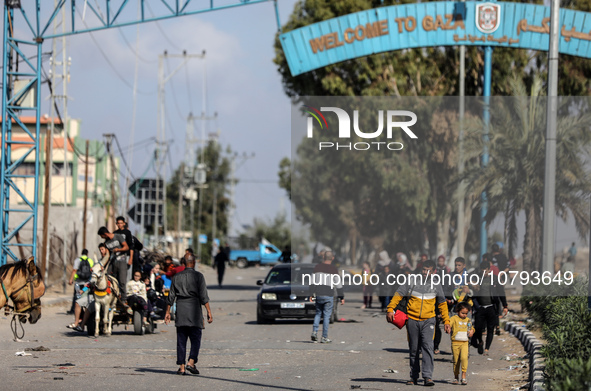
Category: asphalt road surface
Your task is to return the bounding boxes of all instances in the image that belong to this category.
[0,265,528,390]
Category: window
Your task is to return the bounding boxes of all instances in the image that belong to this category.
[13,162,36,175]
[53,162,74,176]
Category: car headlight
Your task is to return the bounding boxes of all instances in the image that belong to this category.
[262,293,277,300]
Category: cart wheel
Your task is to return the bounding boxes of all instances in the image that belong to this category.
[133,311,144,335]
[145,317,155,334]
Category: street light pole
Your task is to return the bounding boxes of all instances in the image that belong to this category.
[456,0,466,259]
[542,0,560,274]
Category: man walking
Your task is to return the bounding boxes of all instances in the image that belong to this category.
[387,260,451,386]
[433,255,449,354]
[471,260,508,355]
[213,246,228,288]
[568,242,577,262]
[491,243,509,274]
[114,216,134,282]
[309,250,344,344]
[98,226,129,302]
[490,244,508,335]
[165,254,213,375]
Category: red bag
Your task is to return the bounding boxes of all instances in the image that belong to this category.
[392,309,408,329]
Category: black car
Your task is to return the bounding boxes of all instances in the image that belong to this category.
[256,263,338,324]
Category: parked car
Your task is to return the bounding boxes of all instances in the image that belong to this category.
[256,263,338,324]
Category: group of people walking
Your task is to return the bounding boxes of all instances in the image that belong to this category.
[306,247,509,385]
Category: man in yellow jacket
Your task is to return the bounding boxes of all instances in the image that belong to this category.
[386,260,451,387]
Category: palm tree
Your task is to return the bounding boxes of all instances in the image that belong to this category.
[462,75,591,272]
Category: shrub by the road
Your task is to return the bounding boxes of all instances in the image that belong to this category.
[521,278,591,390]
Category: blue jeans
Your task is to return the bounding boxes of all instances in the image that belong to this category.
[313,296,334,339]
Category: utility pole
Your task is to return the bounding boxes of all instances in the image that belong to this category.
[82,140,89,249]
[155,50,205,248]
[176,163,184,256]
[196,164,207,261]
[42,0,69,281]
[48,1,71,291]
[104,134,117,231]
[212,186,217,261]
[194,114,217,260]
[140,187,146,243]
[183,114,198,251]
[41,129,52,278]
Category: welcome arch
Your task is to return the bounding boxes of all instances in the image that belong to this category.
[279,1,591,76]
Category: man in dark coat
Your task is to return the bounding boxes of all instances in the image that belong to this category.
[213,245,228,288]
[165,254,213,375]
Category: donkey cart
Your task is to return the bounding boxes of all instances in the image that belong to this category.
[84,300,157,336]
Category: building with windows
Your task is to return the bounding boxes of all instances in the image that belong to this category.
[6,116,117,208]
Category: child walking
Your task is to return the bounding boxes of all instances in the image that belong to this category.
[450,302,475,385]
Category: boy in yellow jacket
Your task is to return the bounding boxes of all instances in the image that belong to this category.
[450,302,475,385]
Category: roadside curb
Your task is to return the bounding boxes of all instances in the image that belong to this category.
[504,321,544,391]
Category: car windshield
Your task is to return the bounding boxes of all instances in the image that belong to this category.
[264,267,314,285]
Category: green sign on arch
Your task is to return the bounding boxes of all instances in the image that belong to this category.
[279,1,591,76]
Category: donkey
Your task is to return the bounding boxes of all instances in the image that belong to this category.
[90,263,120,336]
[0,257,45,324]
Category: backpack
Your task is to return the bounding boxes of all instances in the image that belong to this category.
[133,236,143,252]
[77,256,92,281]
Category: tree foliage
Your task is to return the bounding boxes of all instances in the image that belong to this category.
[462,78,591,271]
[166,140,233,258]
[238,213,292,251]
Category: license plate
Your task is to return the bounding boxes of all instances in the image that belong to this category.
[281,302,305,309]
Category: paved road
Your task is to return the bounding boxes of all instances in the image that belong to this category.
[0,265,528,390]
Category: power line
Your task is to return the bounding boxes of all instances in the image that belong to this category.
[118,136,157,153]
[113,134,137,182]
[239,180,279,183]
[185,61,193,111]
[145,2,183,51]
[117,29,156,64]
[0,52,52,72]
[166,142,175,180]
[44,71,107,164]
[75,8,156,96]
[165,56,187,121]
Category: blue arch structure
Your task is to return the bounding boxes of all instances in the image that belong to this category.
[0,0,281,266]
[280,1,591,76]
